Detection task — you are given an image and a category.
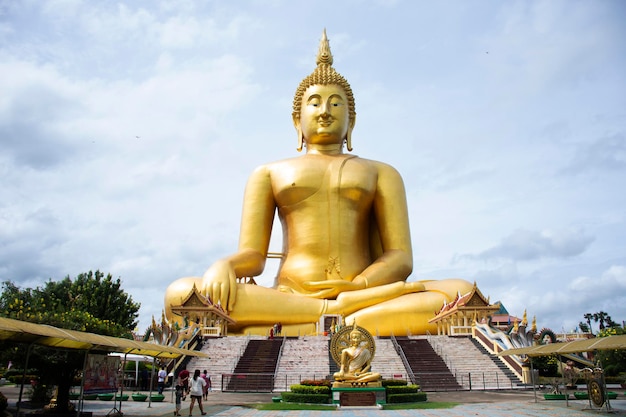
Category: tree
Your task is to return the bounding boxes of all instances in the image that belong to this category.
[0,271,140,412]
[583,313,594,335]
[593,311,609,330]
[578,321,590,333]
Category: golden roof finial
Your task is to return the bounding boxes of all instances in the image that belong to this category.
[522,310,528,326]
[531,316,537,333]
[316,29,333,66]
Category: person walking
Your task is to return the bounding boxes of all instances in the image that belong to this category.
[188,369,207,416]
[157,366,167,395]
[174,376,183,416]
[201,370,211,400]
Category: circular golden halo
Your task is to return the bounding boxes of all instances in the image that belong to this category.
[329,325,376,367]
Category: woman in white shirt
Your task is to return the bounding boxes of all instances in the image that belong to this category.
[188,369,207,416]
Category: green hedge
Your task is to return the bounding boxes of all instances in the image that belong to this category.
[382,379,408,387]
[386,384,419,395]
[387,392,427,403]
[300,379,332,388]
[281,392,330,404]
[289,384,330,395]
[7,375,38,384]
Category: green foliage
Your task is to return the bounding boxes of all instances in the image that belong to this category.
[0,271,141,413]
[382,378,408,387]
[299,379,332,387]
[531,355,559,377]
[0,271,140,337]
[281,392,330,404]
[596,324,626,377]
[7,374,38,384]
[386,384,419,395]
[387,392,427,403]
[289,384,330,395]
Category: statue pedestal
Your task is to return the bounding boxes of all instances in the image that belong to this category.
[331,384,385,406]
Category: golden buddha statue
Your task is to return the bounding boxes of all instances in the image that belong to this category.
[164,30,473,336]
[332,323,380,385]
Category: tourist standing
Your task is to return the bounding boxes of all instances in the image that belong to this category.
[201,370,211,400]
[157,366,167,395]
[188,369,207,416]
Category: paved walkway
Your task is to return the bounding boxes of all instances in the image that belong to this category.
[2,385,625,417]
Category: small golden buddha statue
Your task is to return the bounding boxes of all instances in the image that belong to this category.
[164,30,473,336]
[332,323,380,385]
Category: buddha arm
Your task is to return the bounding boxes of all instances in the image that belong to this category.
[202,165,275,311]
[232,164,276,277]
[353,162,413,289]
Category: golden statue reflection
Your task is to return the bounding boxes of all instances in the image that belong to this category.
[164,30,473,336]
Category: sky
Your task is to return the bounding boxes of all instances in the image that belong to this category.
[1,0,625,335]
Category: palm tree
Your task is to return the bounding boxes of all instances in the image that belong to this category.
[593,311,608,330]
[584,313,594,335]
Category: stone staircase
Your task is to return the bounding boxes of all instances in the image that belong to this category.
[396,337,461,391]
[186,336,252,391]
[370,337,409,380]
[428,335,522,389]
[274,336,330,391]
[185,334,525,392]
[225,339,283,392]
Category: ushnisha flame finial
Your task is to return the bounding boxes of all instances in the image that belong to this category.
[316,29,333,66]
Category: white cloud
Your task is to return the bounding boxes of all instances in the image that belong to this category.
[468,229,594,262]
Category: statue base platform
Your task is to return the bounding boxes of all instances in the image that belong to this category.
[331,385,385,406]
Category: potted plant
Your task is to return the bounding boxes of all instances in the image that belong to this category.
[150,393,165,402]
[574,391,588,400]
[543,379,568,400]
[97,393,114,401]
[131,393,148,402]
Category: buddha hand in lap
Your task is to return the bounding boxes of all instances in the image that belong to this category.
[164,30,474,336]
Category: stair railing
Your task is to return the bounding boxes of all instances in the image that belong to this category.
[390,333,418,386]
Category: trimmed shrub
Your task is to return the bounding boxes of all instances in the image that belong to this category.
[8,374,38,384]
[300,379,332,388]
[281,392,330,404]
[387,392,427,403]
[382,379,408,387]
[386,384,419,395]
[289,384,330,395]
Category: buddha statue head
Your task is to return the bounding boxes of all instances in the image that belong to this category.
[292,30,356,152]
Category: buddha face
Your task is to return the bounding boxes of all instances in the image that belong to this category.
[295,84,354,147]
[349,330,362,346]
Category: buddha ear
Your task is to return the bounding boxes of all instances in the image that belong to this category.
[345,116,356,152]
[293,113,304,152]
